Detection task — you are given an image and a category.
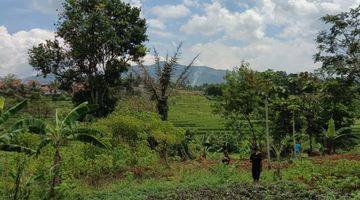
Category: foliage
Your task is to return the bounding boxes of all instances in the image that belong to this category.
[314,4,360,82]
[215,62,264,147]
[93,97,185,166]
[28,0,148,117]
[321,118,359,154]
[139,43,199,121]
[204,84,223,97]
[12,102,106,198]
[0,98,34,155]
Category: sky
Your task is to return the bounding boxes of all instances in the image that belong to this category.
[0,0,359,77]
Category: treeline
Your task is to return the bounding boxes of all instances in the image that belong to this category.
[215,64,359,154]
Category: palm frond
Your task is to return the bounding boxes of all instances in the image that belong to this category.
[0,130,23,143]
[71,128,104,137]
[0,99,28,125]
[169,53,199,96]
[11,118,47,135]
[69,134,107,149]
[62,102,91,127]
[139,62,160,100]
[0,97,5,112]
[55,109,60,129]
[153,47,162,79]
[0,144,35,155]
[36,138,52,156]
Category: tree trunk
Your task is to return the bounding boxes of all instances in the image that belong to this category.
[246,116,257,148]
[50,147,61,199]
[265,99,271,169]
[157,98,168,121]
[292,110,296,158]
[309,132,313,153]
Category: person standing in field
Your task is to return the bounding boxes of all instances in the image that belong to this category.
[250,146,263,182]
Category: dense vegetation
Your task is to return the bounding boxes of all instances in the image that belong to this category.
[0,1,359,200]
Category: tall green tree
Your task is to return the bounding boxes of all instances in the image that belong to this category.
[28,0,148,116]
[297,72,322,152]
[314,5,360,82]
[12,102,107,198]
[216,62,263,147]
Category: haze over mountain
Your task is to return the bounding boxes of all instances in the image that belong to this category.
[23,64,227,86]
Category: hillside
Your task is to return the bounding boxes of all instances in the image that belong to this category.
[168,91,226,133]
[130,63,227,86]
[23,64,227,86]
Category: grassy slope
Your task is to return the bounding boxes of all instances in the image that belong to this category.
[168,91,226,134]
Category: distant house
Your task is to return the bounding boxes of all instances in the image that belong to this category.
[40,84,52,95]
[71,82,87,95]
[0,79,22,90]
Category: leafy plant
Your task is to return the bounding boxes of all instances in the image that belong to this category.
[0,98,34,154]
[138,43,199,121]
[321,118,359,154]
[12,102,107,198]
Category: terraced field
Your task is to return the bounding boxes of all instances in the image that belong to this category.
[168,91,360,136]
[168,91,227,134]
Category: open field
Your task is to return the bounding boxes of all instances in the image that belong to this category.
[65,153,360,199]
[168,91,226,134]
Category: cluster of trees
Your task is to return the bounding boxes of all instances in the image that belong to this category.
[215,5,360,157]
[217,65,359,154]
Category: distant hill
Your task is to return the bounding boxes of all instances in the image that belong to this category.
[23,65,227,86]
[22,74,55,84]
[130,64,227,86]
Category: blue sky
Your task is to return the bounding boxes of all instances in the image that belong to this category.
[0,0,358,77]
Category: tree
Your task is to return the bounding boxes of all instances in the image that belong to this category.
[297,72,322,153]
[139,44,199,121]
[314,5,360,82]
[216,62,263,148]
[204,84,223,97]
[28,0,148,117]
[12,102,107,198]
[319,78,359,129]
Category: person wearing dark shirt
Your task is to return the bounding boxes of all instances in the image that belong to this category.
[250,147,262,182]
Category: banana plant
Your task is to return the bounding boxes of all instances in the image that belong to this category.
[321,118,359,154]
[0,97,34,154]
[11,102,107,198]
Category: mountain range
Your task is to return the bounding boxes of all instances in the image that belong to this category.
[23,64,227,86]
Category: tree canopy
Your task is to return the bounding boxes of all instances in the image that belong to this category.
[28,0,148,116]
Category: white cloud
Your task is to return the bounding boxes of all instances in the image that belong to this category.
[320,2,341,13]
[0,26,54,77]
[147,19,165,30]
[288,0,318,14]
[151,4,190,19]
[123,0,146,8]
[181,2,265,40]
[31,0,63,14]
[183,0,200,7]
[190,38,319,73]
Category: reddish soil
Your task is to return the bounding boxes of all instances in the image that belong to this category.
[194,153,360,171]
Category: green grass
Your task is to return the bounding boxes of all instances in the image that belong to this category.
[168,91,226,134]
[67,156,360,199]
